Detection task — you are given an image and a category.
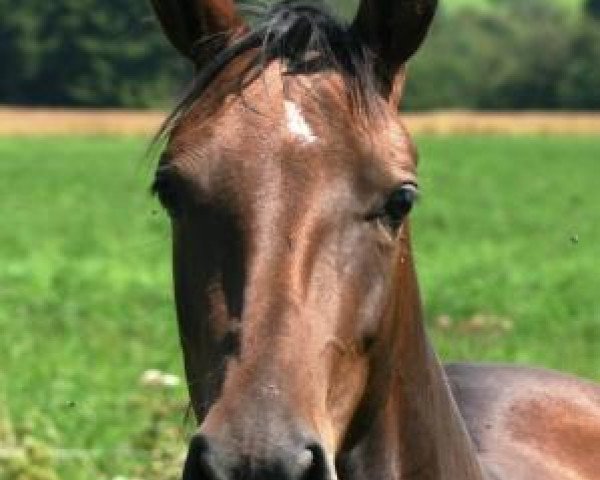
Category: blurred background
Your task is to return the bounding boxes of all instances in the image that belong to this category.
[1,1,599,479]
[1,0,599,109]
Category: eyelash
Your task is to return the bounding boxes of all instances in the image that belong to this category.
[151,166,181,217]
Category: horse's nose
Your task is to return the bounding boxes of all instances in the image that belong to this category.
[182,433,333,480]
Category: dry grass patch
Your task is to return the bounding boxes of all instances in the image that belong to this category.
[403,111,600,135]
[0,108,164,136]
[1,108,600,136]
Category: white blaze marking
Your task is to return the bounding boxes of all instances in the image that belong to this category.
[284,100,317,144]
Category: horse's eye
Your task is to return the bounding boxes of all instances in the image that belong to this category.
[151,167,182,217]
[367,183,419,231]
[384,184,418,224]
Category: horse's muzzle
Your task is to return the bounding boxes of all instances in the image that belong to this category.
[182,433,334,480]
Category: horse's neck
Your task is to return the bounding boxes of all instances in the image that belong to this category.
[392,325,487,479]
[346,256,487,480]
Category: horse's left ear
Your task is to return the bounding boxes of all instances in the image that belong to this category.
[149,0,246,66]
[351,0,438,105]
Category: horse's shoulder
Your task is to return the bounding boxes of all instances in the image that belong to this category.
[444,363,600,480]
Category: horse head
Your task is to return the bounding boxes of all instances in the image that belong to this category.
[150,1,437,478]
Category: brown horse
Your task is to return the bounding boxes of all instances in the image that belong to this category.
[149,0,600,478]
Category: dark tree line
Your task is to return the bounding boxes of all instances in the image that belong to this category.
[586,0,600,19]
[0,0,598,109]
[405,0,600,110]
[0,0,188,107]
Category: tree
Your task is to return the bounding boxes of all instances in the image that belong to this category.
[584,0,600,20]
[558,20,600,109]
[0,0,598,109]
[0,0,189,107]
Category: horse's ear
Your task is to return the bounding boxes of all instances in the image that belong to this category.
[351,0,437,105]
[149,0,246,64]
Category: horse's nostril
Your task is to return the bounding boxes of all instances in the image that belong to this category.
[183,434,333,480]
[300,443,330,480]
[182,434,222,480]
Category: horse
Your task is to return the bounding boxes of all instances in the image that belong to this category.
[148,0,600,478]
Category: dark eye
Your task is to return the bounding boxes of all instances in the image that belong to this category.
[151,166,182,218]
[367,183,418,231]
[384,183,418,224]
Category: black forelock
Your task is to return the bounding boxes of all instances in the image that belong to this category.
[157,0,379,141]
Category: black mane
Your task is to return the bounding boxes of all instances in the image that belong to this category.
[158,0,378,139]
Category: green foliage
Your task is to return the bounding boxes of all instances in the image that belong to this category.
[585,0,600,19]
[405,0,600,110]
[448,0,583,12]
[0,0,188,107]
[558,19,600,109]
[0,0,597,109]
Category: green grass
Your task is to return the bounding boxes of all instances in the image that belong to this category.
[0,135,599,478]
[0,138,187,480]
[414,136,600,378]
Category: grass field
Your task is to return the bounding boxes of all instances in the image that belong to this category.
[1,134,599,479]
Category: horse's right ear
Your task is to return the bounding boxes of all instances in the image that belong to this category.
[149,0,246,65]
[351,0,437,104]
